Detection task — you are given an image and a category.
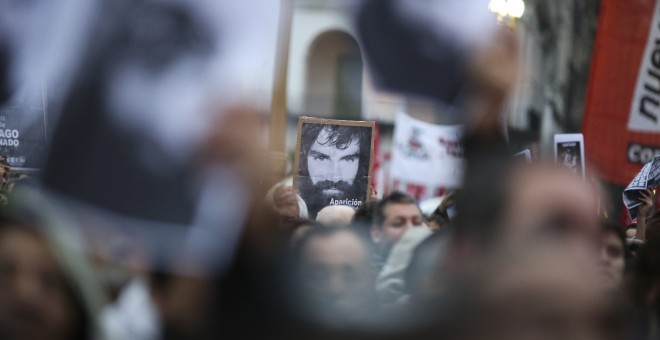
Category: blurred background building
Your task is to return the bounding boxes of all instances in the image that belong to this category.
[282,0,600,161]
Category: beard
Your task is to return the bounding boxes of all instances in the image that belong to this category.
[298,176,367,219]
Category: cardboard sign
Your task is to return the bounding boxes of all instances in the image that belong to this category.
[554,133,585,179]
[293,117,375,219]
[0,99,48,170]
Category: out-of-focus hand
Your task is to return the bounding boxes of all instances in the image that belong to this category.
[466,27,520,137]
[638,189,654,220]
[273,186,300,220]
[470,27,520,100]
[201,105,270,195]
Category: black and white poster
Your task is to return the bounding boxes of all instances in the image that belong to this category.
[554,134,585,179]
[624,155,660,220]
[293,117,375,219]
[0,95,48,170]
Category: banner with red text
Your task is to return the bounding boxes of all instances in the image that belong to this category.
[583,0,660,186]
[389,112,463,200]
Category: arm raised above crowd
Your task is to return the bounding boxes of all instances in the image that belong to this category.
[636,189,654,242]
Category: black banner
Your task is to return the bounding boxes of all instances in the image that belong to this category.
[0,102,47,169]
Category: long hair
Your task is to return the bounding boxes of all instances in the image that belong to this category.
[298,123,371,181]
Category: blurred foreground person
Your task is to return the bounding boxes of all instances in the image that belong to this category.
[292,227,378,328]
[446,241,627,340]
[351,200,380,269]
[0,214,101,340]
[450,164,601,274]
[376,227,432,307]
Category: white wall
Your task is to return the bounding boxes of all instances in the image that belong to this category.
[287,6,357,116]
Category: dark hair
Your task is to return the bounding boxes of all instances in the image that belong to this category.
[352,200,379,226]
[351,200,380,245]
[298,123,371,180]
[374,191,419,228]
[601,219,631,262]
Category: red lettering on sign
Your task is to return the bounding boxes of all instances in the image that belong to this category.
[435,187,447,197]
[406,184,426,200]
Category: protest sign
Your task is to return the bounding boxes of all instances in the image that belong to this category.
[293,117,375,219]
[582,0,660,186]
[389,112,464,201]
[623,155,660,220]
[41,0,281,225]
[554,134,585,179]
[0,100,48,170]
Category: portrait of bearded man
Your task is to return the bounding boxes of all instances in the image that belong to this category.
[296,120,373,219]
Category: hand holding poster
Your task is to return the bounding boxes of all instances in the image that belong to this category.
[623,155,660,220]
[293,117,375,219]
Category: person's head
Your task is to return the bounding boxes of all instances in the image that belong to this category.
[456,164,600,253]
[406,231,452,301]
[288,219,323,249]
[371,192,424,255]
[450,241,625,340]
[498,165,600,248]
[298,123,371,217]
[599,220,628,290]
[0,218,88,340]
[316,205,355,226]
[292,228,375,320]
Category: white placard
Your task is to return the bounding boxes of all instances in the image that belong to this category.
[554,133,586,179]
[389,112,463,200]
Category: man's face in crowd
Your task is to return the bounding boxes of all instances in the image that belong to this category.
[375,203,424,253]
[307,128,360,199]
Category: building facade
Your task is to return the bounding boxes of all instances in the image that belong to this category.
[283,0,600,165]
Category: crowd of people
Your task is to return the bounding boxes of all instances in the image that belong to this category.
[1,1,659,340]
[1,158,660,339]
